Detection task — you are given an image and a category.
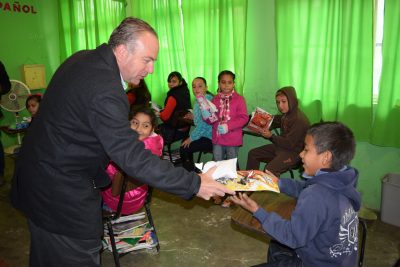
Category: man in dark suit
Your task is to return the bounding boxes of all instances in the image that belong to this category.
[11,17,233,266]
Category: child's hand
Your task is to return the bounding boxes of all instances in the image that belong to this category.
[260,129,272,138]
[184,112,193,120]
[181,137,191,148]
[217,124,228,134]
[230,192,259,213]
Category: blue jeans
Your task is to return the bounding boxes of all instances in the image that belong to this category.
[213,145,239,161]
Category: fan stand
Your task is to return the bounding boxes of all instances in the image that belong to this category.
[14,111,22,145]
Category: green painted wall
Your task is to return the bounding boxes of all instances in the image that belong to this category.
[1,0,399,210]
[243,0,278,113]
[0,0,60,147]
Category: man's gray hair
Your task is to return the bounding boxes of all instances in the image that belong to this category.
[109,17,158,53]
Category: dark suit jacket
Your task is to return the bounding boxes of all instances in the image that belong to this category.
[0,60,11,95]
[11,44,200,239]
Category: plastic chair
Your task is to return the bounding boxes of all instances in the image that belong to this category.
[287,164,303,179]
[103,174,160,267]
[196,149,213,163]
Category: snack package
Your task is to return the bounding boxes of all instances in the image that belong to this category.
[247,107,274,132]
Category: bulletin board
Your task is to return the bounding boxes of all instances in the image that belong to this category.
[21,64,46,90]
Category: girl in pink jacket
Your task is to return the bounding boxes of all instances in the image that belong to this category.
[102,106,163,215]
[203,70,248,161]
[203,70,248,207]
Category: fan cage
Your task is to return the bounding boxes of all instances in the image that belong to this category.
[0,80,31,113]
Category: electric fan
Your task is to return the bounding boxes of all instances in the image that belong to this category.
[0,79,31,144]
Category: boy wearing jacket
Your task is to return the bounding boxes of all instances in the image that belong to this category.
[232,121,361,267]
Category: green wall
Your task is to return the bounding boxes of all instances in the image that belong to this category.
[0,0,60,147]
[243,0,278,113]
[2,0,399,210]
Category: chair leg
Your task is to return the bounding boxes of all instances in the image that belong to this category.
[289,169,294,179]
[145,203,160,252]
[167,143,173,163]
[358,218,367,267]
[106,219,121,267]
[197,151,203,163]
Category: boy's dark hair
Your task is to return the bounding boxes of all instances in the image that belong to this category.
[129,105,157,128]
[25,94,42,109]
[307,121,355,170]
[167,71,183,83]
[218,70,235,82]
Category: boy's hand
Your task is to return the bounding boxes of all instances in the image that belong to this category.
[260,129,273,138]
[230,192,259,213]
[197,166,235,200]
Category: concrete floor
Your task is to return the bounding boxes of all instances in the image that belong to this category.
[1,156,400,267]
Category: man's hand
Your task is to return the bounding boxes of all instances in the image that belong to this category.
[196,166,235,200]
[230,192,259,213]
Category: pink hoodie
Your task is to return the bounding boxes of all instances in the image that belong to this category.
[101,133,163,215]
[205,91,248,146]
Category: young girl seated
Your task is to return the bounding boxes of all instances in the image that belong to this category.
[158,71,192,144]
[25,93,42,123]
[101,106,164,215]
[179,77,213,171]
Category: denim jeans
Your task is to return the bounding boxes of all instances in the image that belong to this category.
[213,145,239,161]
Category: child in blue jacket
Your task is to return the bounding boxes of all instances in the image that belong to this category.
[231,121,361,267]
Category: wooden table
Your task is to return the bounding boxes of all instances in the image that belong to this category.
[231,191,296,235]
